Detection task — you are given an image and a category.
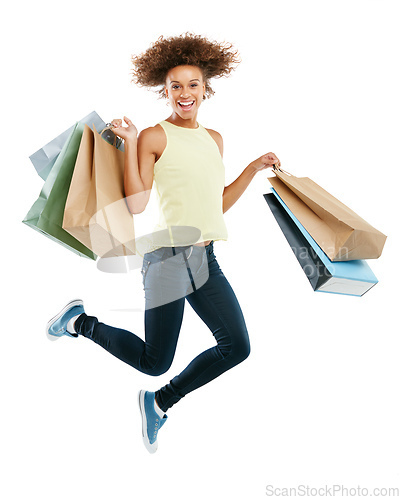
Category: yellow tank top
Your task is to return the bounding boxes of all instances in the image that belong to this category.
[146,120,228,251]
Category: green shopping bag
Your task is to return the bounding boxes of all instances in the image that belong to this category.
[29,111,106,180]
[23,121,97,260]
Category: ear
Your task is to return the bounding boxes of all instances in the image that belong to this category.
[164,86,168,99]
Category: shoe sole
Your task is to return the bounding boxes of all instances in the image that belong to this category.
[46,299,83,341]
[138,390,157,454]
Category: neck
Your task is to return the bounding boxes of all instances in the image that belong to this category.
[166,113,198,129]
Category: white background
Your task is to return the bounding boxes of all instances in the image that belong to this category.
[1,0,399,498]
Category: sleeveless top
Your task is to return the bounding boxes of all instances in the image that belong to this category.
[143,120,228,253]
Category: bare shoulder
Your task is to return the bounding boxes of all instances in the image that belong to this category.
[138,124,165,145]
[138,124,166,160]
[205,128,224,156]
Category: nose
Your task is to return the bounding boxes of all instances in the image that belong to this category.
[180,87,191,98]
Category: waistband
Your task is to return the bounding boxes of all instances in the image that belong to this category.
[145,241,214,262]
[205,240,214,255]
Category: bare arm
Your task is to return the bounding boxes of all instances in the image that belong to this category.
[112,117,156,214]
[124,130,157,214]
[223,165,258,213]
[207,128,281,213]
[123,138,145,213]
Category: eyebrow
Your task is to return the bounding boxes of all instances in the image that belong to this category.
[169,79,201,84]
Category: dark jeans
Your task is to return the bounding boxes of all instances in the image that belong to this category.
[75,241,250,412]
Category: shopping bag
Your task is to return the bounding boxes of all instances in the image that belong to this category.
[62,124,135,258]
[23,122,97,260]
[268,169,387,261]
[264,189,378,296]
[29,111,106,180]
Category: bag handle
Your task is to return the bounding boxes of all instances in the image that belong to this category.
[273,165,292,176]
[100,124,123,150]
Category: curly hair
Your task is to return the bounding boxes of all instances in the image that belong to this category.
[131,33,241,99]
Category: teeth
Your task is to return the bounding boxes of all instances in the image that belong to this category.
[179,101,194,106]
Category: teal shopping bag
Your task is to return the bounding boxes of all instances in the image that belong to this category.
[23,121,97,260]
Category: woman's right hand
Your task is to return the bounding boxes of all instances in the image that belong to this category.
[110,116,138,142]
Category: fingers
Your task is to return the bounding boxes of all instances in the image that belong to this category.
[111,118,122,128]
[111,117,134,129]
[262,152,280,166]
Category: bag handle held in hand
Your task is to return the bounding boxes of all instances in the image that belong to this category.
[273,165,292,176]
[100,124,123,149]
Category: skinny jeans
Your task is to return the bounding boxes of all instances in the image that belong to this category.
[74,241,250,412]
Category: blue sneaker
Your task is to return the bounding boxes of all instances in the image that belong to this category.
[46,299,85,341]
[138,390,168,454]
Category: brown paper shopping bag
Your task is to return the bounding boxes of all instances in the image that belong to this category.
[269,169,386,261]
[63,124,135,258]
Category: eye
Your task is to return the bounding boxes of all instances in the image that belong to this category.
[190,83,198,87]
[172,85,180,90]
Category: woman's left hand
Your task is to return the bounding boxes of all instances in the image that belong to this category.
[250,152,281,172]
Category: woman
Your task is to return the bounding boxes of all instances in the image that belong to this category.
[46,33,281,453]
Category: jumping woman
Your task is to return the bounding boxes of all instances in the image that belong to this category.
[46,33,281,453]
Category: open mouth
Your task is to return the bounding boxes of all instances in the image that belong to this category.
[178,100,195,111]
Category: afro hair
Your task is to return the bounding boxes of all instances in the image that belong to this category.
[131,32,241,99]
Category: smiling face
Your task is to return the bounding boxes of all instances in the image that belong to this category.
[165,65,206,127]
